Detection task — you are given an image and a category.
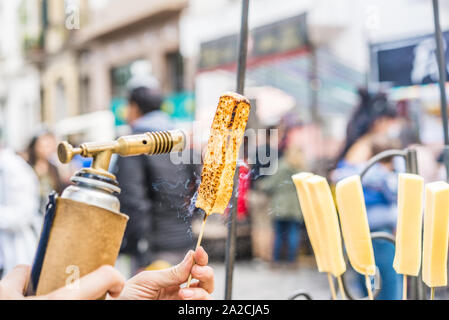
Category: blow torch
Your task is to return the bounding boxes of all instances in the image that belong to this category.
[26,129,185,296]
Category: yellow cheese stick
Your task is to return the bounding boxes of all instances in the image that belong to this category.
[393,173,424,276]
[292,173,327,273]
[335,175,375,276]
[293,173,338,300]
[422,181,449,288]
[305,175,346,277]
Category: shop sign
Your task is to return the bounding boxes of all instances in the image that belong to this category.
[371,31,449,87]
[199,13,308,71]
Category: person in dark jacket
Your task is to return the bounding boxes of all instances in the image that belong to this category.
[113,86,196,274]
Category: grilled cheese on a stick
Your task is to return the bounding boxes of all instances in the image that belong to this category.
[195,92,251,215]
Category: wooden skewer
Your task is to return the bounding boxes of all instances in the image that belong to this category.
[337,275,346,300]
[430,287,435,300]
[365,274,374,300]
[402,275,407,300]
[186,214,208,287]
[327,273,337,300]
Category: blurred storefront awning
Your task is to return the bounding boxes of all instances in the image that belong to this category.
[197,13,309,72]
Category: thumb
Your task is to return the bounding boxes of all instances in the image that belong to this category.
[151,250,194,288]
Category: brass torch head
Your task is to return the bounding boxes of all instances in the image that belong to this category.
[57,129,186,179]
[58,141,83,164]
[115,130,185,156]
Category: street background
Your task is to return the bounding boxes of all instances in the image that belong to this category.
[1,0,449,300]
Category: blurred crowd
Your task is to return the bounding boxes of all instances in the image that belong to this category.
[0,84,448,301]
[246,88,446,300]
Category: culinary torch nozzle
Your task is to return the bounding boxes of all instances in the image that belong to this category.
[57,129,186,179]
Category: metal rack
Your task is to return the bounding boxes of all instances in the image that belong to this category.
[227,0,448,301]
[337,148,426,300]
[335,0,449,299]
[288,148,423,300]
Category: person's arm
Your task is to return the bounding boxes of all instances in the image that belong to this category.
[0,265,125,300]
[0,247,214,300]
[0,157,39,232]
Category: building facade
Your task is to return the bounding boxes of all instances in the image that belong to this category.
[24,0,187,142]
[0,0,41,151]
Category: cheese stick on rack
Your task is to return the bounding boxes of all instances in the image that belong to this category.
[292,173,336,299]
[393,173,424,300]
[187,92,250,287]
[292,173,326,271]
[305,175,346,299]
[335,175,375,300]
[422,181,449,299]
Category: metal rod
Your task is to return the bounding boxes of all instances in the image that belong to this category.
[287,290,313,300]
[337,276,346,300]
[339,231,394,300]
[327,273,337,300]
[359,149,406,179]
[236,0,249,95]
[224,0,249,301]
[365,274,374,300]
[405,148,427,300]
[443,146,449,183]
[403,275,407,300]
[432,0,449,182]
[430,9,449,299]
[404,148,422,300]
[405,148,418,175]
[432,0,449,145]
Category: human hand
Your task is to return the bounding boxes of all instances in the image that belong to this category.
[0,265,125,300]
[115,246,214,300]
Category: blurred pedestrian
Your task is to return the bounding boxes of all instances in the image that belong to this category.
[0,131,40,278]
[113,85,195,275]
[332,89,402,300]
[26,131,63,214]
[257,133,305,266]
